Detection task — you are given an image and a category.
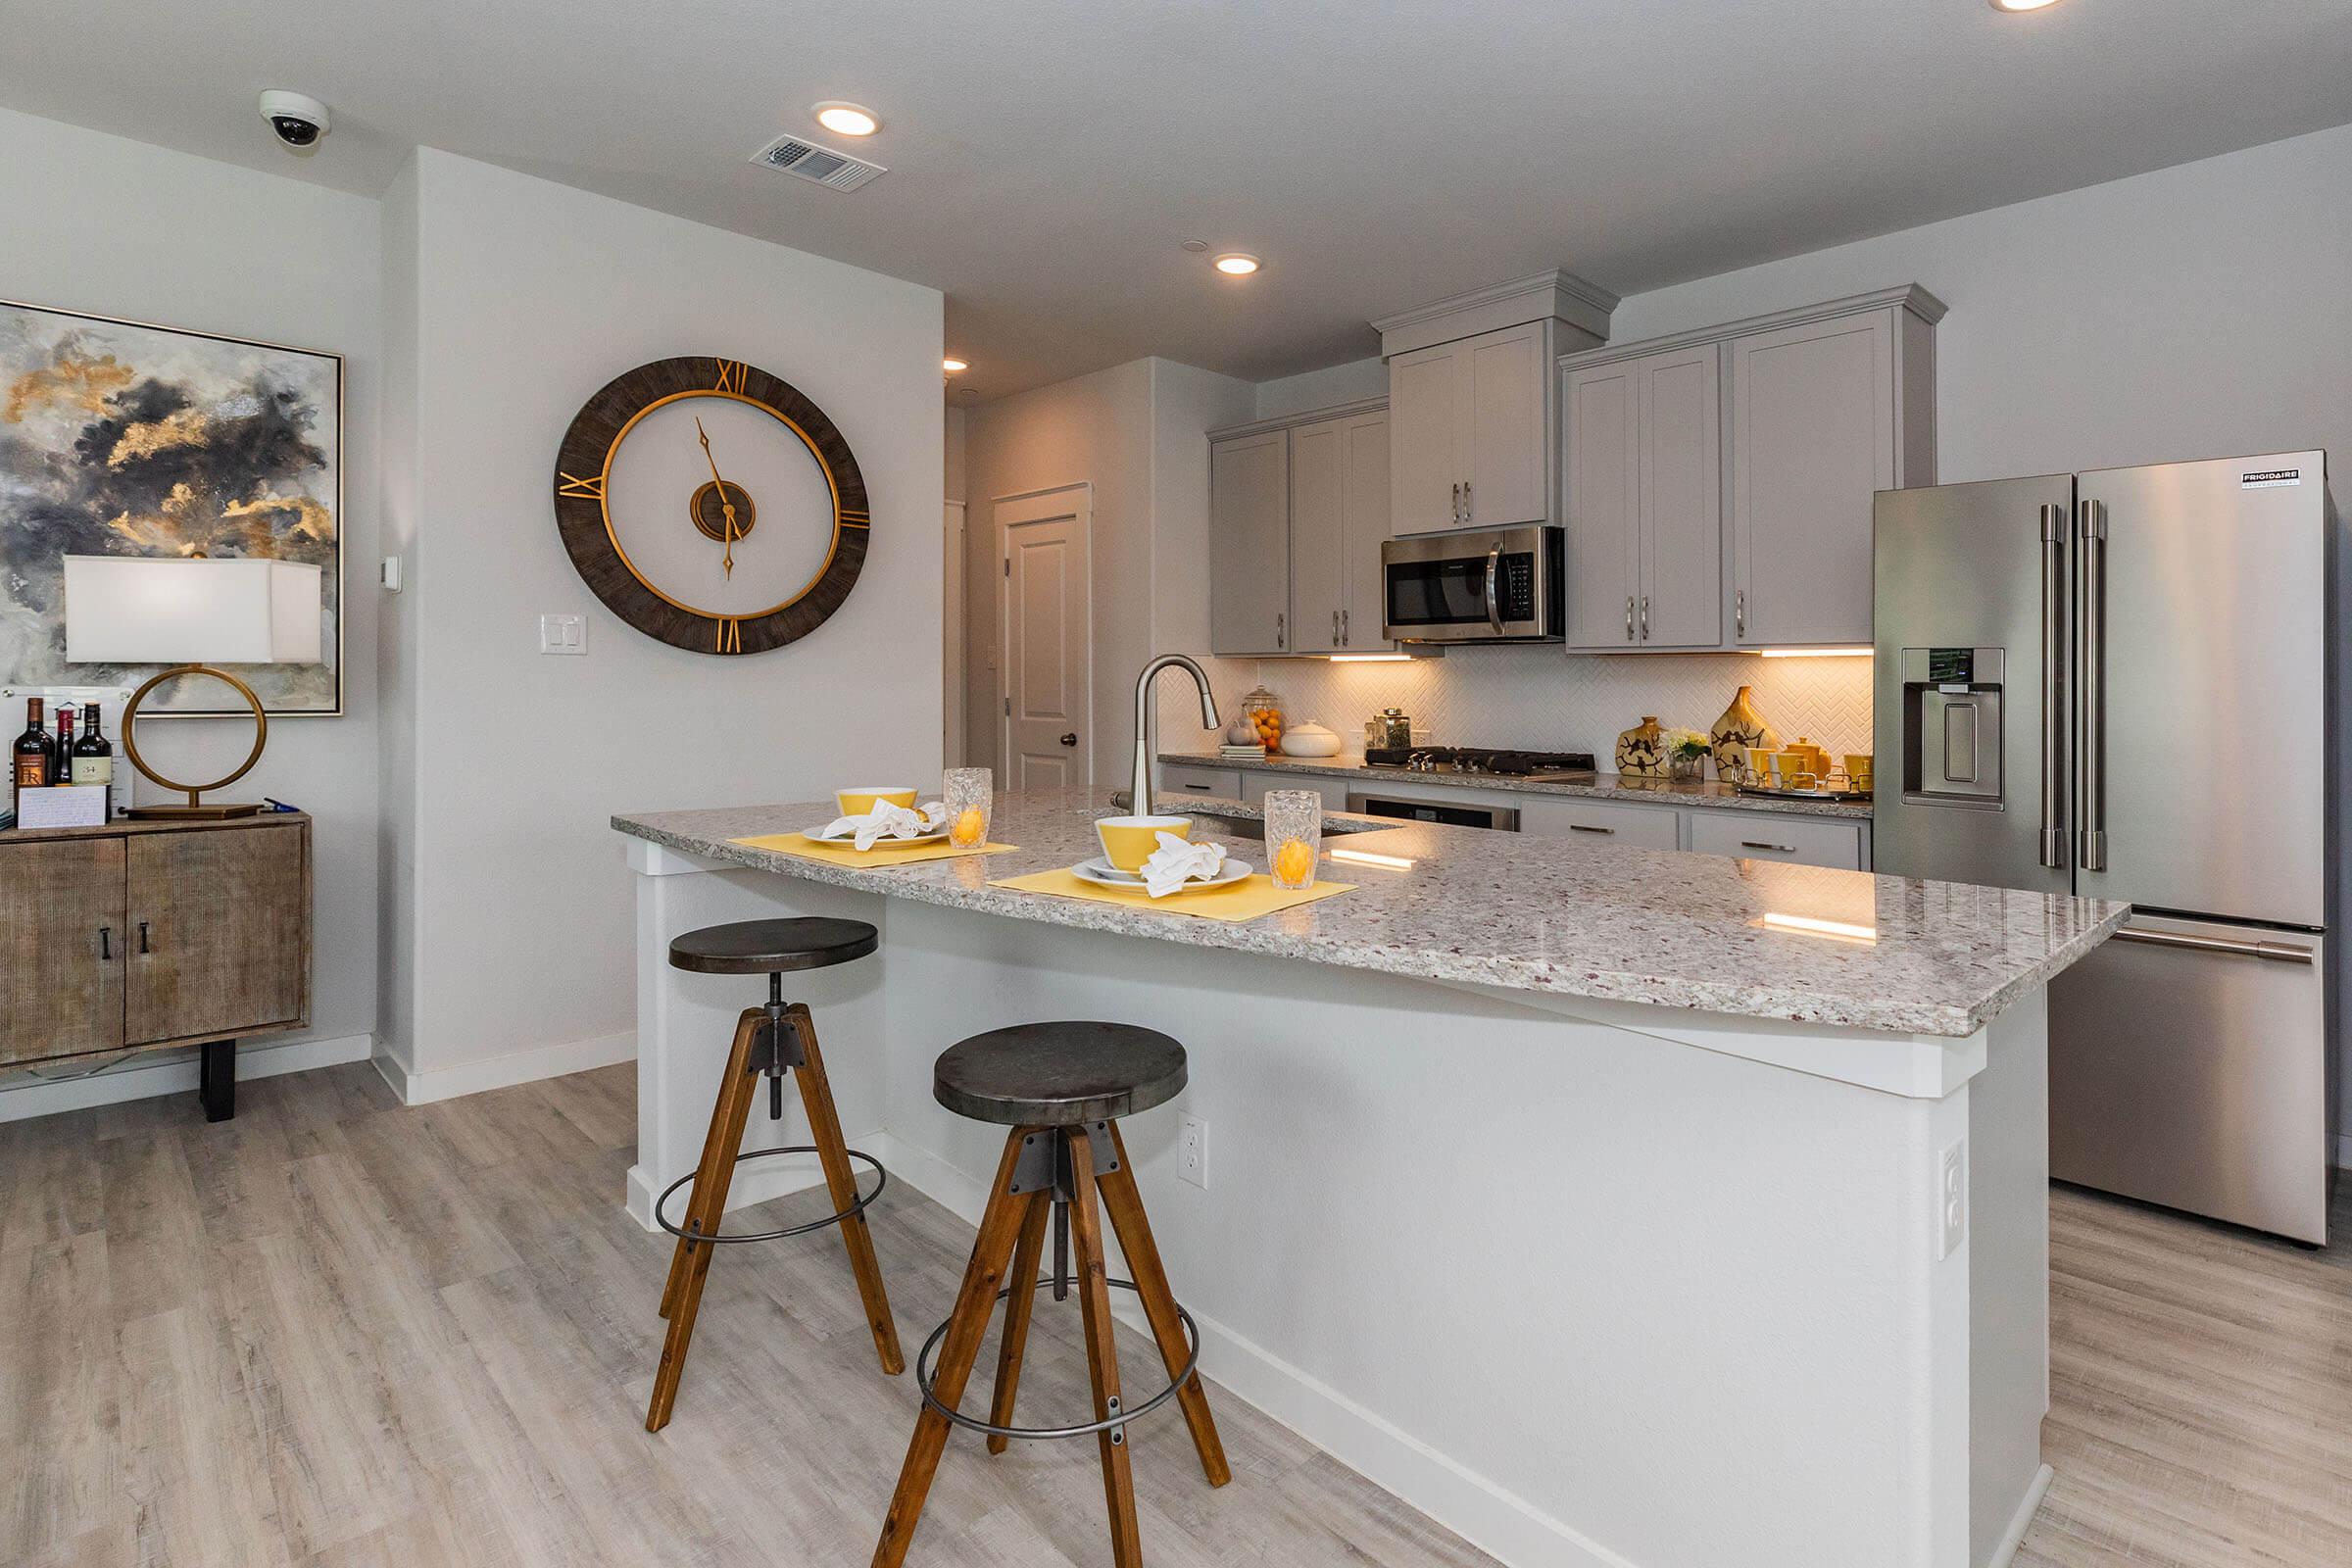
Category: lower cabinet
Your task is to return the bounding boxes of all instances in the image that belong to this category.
[1685,809,1867,870]
[1517,796,1683,851]
[0,815,313,1072]
[1157,764,1245,801]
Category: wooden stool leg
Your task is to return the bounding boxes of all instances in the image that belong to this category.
[786,1003,906,1376]
[647,1008,766,1433]
[660,1005,766,1321]
[872,1130,1035,1568]
[1066,1127,1144,1568]
[987,1190,1053,1454]
[1100,1122,1230,1487]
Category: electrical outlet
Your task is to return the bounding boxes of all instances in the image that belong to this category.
[1938,1139,1968,1259]
[1178,1114,1208,1189]
[539,612,586,655]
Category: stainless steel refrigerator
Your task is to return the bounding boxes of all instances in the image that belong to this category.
[1874,452,2337,1244]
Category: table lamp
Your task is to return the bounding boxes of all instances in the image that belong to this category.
[62,555,323,819]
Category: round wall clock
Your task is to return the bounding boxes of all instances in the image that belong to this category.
[551,355,869,654]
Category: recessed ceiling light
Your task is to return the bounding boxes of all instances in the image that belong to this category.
[1179,238,1210,253]
[942,358,967,374]
[1987,0,2062,11]
[1212,253,1261,276]
[812,101,880,136]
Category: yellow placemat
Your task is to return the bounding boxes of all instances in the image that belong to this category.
[730,833,1018,867]
[989,867,1354,922]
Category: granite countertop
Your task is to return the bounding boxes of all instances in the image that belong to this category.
[614,788,2123,1039]
[1158,751,1875,819]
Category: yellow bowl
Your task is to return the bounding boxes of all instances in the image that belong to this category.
[836,786,918,816]
[1097,814,1193,872]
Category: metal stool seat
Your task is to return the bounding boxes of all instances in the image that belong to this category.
[874,1022,1228,1568]
[644,918,904,1434]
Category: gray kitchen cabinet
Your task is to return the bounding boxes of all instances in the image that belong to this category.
[1685,809,1866,870]
[1516,795,1682,851]
[1158,763,1245,800]
[1561,343,1721,649]
[1388,321,1555,534]
[1289,408,1392,652]
[1208,427,1292,656]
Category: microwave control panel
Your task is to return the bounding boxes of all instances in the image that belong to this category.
[1497,553,1537,620]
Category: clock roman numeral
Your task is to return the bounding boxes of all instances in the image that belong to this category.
[712,360,747,394]
[714,617,743,654]
[557,470,606,500]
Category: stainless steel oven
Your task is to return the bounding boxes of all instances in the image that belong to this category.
[1380,525,1563,644]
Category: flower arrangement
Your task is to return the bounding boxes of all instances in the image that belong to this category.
[1663,727,1710,780]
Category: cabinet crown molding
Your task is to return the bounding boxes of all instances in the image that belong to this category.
[1557,283,1946,370]
[1206,396,1388,444]
[1374,269,1620,358]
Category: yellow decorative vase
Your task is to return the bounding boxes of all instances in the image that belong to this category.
[1708,686,1782,786]
[1615,715,1667,777]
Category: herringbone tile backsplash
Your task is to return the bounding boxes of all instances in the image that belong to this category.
[1200,648,1874,762]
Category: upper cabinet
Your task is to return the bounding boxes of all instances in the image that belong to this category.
[1558,285,1942,653]
[1207,400,1391,658]
[1376,270,1617,535]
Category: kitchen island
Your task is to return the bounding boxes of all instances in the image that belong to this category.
[613,788,2125,1568]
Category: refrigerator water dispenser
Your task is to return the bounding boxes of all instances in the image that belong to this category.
[1899,647,2005,808]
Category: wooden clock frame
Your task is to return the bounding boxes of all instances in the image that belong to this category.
[552,355,870,655]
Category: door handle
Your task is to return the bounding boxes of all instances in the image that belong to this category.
[1735,588,1745,639]
[1058,732,1078,747]
[99,925,112,960]
[1451,482,1461,524]
[1484,544,1504,634]
[1640,596,1649,641]
[2038,502,2068,869]
[2075,499,2107,872]
[2114,927,2315,964]
[137,920,151,955]
[1568,823,1616,835]
[1740,841,1797,854]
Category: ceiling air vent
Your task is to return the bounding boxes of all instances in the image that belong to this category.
[748,134,886,192]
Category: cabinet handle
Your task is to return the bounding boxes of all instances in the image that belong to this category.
[1451,482,1461,524]
[1640,596,1649,640]
[1569,823,1616,835]
[1462,479,1472,521]
[1625,596,1635,640]
[1741,841,1796,854]
[99,925,112,960]
[1341,609,1349,646]
[1332,609,1341,645]
[137,920,151,955]
[1276,612,1286,650]
[1181,782,1211,793]
[1736,588,1745,639]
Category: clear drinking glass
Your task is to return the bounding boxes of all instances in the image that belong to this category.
[1261,789,1321,891]
[943,767,993,849]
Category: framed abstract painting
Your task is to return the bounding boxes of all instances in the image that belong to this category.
[0,298,343,715]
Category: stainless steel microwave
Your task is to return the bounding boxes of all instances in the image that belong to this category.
[1379,525,1563,644]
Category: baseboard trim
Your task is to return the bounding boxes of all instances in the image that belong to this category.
[374,1029,635,1107]
[0,1032,374,1123]
[1989,1464,2054,1568]
[858,1132,1634,1568]
[624,1129,889,1234]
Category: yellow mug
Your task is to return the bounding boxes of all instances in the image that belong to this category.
[836,785,918,816]
[1843,754,1875,789]
[1096,814,1193,872]
[1768,751,1817,790]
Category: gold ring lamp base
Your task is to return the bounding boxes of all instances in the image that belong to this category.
[121,665,270,820]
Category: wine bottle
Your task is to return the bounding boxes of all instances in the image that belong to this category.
[51,707,74,786]
[73,704,113,788]
[11,698,50,807]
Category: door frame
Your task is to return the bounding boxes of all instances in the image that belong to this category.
[943,499,966,765]
[994,482,1094,788]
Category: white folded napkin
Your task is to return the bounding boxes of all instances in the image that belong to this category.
[825,800,949,851]
[1139,832,1227,898]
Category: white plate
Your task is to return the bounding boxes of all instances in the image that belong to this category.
[1072,857,1252,894]
[807,824,949,849]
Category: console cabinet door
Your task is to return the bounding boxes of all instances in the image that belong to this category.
[126,826,308,1046]
[1728,310,1892,646]
[1562,359,1640,648]
[1208,429,1293,656]
[0,838,125,1065]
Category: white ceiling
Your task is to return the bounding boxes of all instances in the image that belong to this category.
[6,1,2349,400]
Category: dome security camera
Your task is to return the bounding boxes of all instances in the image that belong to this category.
[259,90,329,150]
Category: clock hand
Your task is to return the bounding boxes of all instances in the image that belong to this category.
[694,416,740,579]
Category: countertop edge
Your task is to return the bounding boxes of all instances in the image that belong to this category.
[1157,753,1875,819]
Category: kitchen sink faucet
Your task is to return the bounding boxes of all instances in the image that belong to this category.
[1129,654,1221,818]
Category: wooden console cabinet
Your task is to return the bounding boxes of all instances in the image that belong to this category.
[0,812,311,1120]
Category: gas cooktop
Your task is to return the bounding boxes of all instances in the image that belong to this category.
[1362,746,1597,779]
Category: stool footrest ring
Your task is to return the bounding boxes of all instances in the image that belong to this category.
[914,1276,1201,1442]
[656,1146,887,1245]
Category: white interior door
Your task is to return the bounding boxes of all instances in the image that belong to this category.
[998,486,1093,791]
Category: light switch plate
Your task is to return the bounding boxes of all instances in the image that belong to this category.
[1178,1114,1208,1189]
[379,555,403,592]
[539,613,586,655]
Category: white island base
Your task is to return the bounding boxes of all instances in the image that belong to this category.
[623,834,2055,1568]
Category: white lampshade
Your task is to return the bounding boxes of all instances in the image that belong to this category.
[63,556,323,665]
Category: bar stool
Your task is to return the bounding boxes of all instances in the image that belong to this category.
[872,1021,1229,1568]
[646,916,905,1433]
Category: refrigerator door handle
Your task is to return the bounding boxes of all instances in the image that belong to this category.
[2113,926,2316,964]
[2075,498,2108,872]
[2039,503,2068,868]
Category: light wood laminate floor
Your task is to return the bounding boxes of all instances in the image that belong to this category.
[0,1062,2344,1567]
